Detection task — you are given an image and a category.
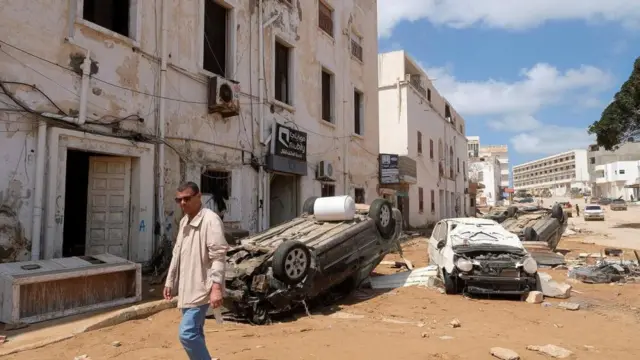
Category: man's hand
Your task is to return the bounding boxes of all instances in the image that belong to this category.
[163,286,173,301]
[210,283,223,308]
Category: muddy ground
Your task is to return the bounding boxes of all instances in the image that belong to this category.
[5,236,640,360]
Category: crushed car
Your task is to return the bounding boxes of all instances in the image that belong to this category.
[221,195,402,324]
[499,204,567,252]
[427,217,539,296]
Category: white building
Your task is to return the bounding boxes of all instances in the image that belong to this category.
[467,136,480,158]
[513,150,589,196]
[377,50,468,228]
[480,145,509,189]
[594,161,640,200]
[0,0,380,263]
[469,157,501,207]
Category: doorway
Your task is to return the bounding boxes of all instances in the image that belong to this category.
[396,195,410,228]
[269,174,299,226]
[62,150,132,258]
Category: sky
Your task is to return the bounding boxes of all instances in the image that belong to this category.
[377,0,639,171]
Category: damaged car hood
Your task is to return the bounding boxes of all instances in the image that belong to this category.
[449,223,524,250]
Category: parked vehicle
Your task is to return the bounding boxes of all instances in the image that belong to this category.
[584,204,605,221]
[558,202,573,217]
[482,206,518,223]
[427,217,538,295]
[610,198,628,211]
[597,197,612,205]
[221,196,402,324]
[500,204,567,252]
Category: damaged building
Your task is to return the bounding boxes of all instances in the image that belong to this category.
[0,0,380,264]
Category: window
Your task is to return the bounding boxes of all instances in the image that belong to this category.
[463,161,466,179]
[201,170,230,217]
[321,69,334,122]
[426,139,433,159]
[619,169,626,174]
[321,183,335,197]
[589,157,595,164]
[202,0,230,77]
[351,33,363,61]
[430,190,435,212]
[457,158,460,173]
[354,89,364,135]
[318,1,333,37]
[417,131,423,154]
[478,171,484,182]
[82,0,130,37]
[418,187,424,213]
[354,188,365,203]
[427,88,431,102]
[445,103,452,121]
[274,40,292,104]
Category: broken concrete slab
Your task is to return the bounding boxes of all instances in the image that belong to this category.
[526,291,543,304]
[490,347,520,360]
[558,302,580,311]
[369,266,437,289]
[526,344,573,358]
[537,272,572,299]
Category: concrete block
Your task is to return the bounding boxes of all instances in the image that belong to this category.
[525,291,543,304]
[490,347,520,360]
[537,272,572,299]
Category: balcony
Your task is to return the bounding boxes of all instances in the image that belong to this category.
[408,74,427,98]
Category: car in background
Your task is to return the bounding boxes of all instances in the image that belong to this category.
[558,202,573,217]
[428,217,538,296]
[500,204,567,252]
[610,198,628,211]
[584,204,605,221]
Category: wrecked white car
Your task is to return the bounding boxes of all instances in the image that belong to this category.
[428,217,538,295]
[222,196,402,324]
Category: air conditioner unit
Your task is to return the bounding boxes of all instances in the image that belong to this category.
[207,75,240,118]
[316,160,335,180]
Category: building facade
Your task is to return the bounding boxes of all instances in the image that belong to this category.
[467,136,480,158]
[593,160,640,200]
[378,50,468,228]
[513,150,589,196]
[479,144,509,189]
[468,157,501,207]
[587,141,640,197]
[0,0,380,263]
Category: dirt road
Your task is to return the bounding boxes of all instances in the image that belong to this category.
[566,205,640,250]
[6,237,640,360]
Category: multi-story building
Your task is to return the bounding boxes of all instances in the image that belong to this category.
[513,150,589,196]
[0,0,380,263]
[480,145,509,189]
[468,156,501,207]
[587,139,640,197]
[467,136,480,158]
[377,50,468,228]
[593,160,640,200]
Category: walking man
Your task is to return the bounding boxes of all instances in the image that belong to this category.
[576,204,580,217]
[164,181,229,360]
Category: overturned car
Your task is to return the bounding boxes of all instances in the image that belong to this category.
[222,196,402,324]
[428,217,539,295]
[500,204,567,252]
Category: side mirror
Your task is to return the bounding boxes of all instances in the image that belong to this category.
[437,240,446,250]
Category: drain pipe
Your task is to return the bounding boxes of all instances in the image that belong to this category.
[157,0,169,243]
[30,119,46,260]
[257,0,264,232]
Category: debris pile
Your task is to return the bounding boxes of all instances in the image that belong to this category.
[565,249,640,284]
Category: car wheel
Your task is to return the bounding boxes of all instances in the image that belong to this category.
[523,226,538,241]
[551,204,564,222]
[506,206,518,218]
[272,241,311,285]
[368,198,396,239]
[302,196,318,215]
[442,268,460,295]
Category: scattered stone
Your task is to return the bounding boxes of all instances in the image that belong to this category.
[256,345,265,349]
[450,319,461,328]
[584,345,595,351]
[538,272,572,299]
[421,332,429,338]
[541,302,553,308]
[439,336,454,340]
[329,311,365,319]
[553,323,564,328]
[111,341,121,347]
[526,291,543,304]
[490,347,520,360]
[74,356,91,360]
[558,302,580,311]
[526,344,573,358]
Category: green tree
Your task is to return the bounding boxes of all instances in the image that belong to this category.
[587,56,640,150]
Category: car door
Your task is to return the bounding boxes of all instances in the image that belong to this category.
[428,222,442,265]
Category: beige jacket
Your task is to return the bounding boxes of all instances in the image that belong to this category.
[165,207,229,308]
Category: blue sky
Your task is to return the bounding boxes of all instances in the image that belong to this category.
[377,0,639,171]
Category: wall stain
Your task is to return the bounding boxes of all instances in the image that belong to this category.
[0,183,31,262]
[115,55,140,90]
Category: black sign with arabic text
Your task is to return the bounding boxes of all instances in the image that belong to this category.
[274,123,307,161]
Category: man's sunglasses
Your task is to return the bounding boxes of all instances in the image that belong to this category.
[175,194,198,203]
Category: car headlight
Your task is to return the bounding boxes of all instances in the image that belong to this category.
[455,258,473,272]
[522,257,538,274]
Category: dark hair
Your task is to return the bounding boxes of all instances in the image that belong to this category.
[177,181,199,194]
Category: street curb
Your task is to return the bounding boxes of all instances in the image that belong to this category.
[0,299,177,357]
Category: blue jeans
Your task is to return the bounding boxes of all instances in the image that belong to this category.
[179,304,211,360]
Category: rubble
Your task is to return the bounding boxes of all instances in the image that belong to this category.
[449,319,461,328]
[537,272,572,299]
[567,259,640,284]
[490,347,520,360]
[526,344,573,358]
[558,302,580,311]
[525,291,543,304]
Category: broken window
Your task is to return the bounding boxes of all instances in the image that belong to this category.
[203,0,228,77]
[430,190,435,212]
[445,103,452,121]
[417,131,423,154]
[82,0,130,37]
[274,40,292,104]
[429,139,434,159]
[318,1,334,37]
[351,33,363,61]
[321,183,335,197]
[354,188,365,203]
[427,88,431,102]
[201,170,231,219]
[418,187,424,213]
[321,69,334,122]
[354,89,364,135]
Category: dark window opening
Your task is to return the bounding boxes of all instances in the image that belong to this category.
[83,0,130,37]
[589,157,595,164]
[321,183,335,197]
[445,103,452,120]
[201,170,230,220]
[418,187,424,213]
[318,1,334,36]
[321,69,333,122]
[203,0,228,77]
[427,88,431,102]
[430,190,435,212]
[354,188,365,203]
[417,131,422,154]
[354,89,363,135]
[275,41,291,104]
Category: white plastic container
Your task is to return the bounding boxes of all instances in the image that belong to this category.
[313,195,356,221]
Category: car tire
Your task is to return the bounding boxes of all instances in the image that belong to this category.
[523,226,538,241]
[272,241,311,285]
[442,268,460,295]
[506,206,518,218]
[302,196,318,215]
[368,198,396,240]
[551,204,564,222]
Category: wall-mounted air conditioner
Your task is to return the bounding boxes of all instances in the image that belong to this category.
[207,76,240,118]
[316,160,335,181]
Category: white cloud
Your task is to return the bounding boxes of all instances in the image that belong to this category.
[487,115,541,132]
[511,126,595,155]
[378,0,640,37]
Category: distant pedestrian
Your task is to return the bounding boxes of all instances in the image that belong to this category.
[576,204,580,216]
[164,181,229,360]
